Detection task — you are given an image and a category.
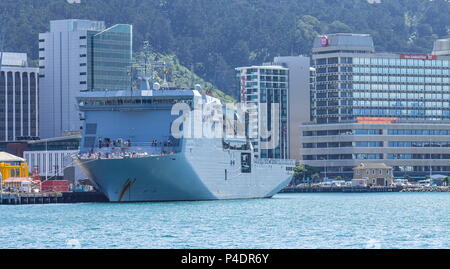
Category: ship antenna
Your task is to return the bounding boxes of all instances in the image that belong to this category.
[191,63,194,89]
[143,41,151,78]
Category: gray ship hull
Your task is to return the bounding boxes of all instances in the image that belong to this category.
[76,150,293,202]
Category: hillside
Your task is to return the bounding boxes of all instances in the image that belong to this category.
[135,52,235,103]
[0,0,449,97]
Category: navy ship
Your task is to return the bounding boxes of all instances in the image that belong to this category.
[75,77,295,202]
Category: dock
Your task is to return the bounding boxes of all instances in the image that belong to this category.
[0,192,109,205]
[281,186,404,193]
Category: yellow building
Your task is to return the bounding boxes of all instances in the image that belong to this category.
[0,152,29,185]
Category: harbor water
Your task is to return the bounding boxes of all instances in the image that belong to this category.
[0,193,449,249]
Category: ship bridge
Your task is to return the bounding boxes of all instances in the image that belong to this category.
[77,89,206,157]
[77,89,198,111]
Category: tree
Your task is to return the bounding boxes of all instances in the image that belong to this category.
[444,177,450,187]
[311,173,320,185]
[1,0,449,98]
[293,165,308,185]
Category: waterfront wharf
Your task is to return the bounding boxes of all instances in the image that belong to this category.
[281,186,403,193]
[0,192,109,205]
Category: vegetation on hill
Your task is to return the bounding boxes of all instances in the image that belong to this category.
[0,0,449,97]
[134,52,235,103]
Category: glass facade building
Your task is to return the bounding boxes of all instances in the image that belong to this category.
[312,34,450,124]
[88,24,133,91]
[300,34,450,179]
[236,65,289,159]
[39,20,132,138]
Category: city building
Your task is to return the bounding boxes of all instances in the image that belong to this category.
[23,135,82,182]
[0,152,29,183]
[38,20,132,139]
[274,56,312,161]
[353,163,393,187]
[236,56,311,160]
[300,33,450,179]
[0,52,39,142]
[433,38,450,56]
[236,64,289,159]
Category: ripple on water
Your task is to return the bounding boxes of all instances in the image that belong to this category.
[0,193,449,249]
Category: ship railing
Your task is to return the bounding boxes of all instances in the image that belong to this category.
[254,158,296,166]
[96,141,180,149]
[77,145,181,160]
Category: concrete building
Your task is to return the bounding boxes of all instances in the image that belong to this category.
[353,163,393,187]
[23,135,83,183]
[38,20,132,139]
[300,34,450,179]
[274,56,311,161]
[0,52,39,141]
[433,38,450,56]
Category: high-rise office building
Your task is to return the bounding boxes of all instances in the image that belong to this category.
[39,20,132,139]
[300,34,450,179]
[236,65,289,159]
[274,56,311,161]
[88,24,133,91]
[0,52,39,141]
[236,56,311,160]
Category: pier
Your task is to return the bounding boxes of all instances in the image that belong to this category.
[281,186,404,193]
[0,192,109,205]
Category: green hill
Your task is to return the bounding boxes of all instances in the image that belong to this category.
[0,0,449,97]
[134,52,235,103]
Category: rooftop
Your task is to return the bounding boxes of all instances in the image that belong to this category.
[0,152,25,163]
[433,38,450,56]
[312,33,375,53]
[3,178,34,183]
[77,89,200,99]
[354,163,393,170]
[0,52,28,67]
[49,19,105,33]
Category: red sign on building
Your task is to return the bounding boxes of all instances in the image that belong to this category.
[320,35,329,47]
[400,54,437,60]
